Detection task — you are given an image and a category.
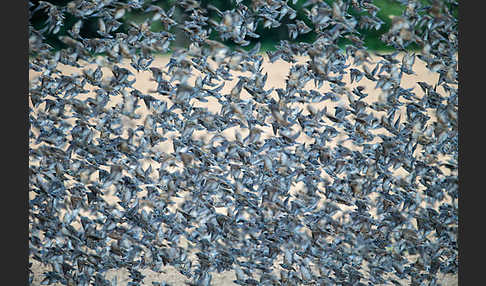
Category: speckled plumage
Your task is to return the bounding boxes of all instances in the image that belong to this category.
[29,0,458,285]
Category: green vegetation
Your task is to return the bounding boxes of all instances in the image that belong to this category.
[30,0,457,53]
[124,0,428,52]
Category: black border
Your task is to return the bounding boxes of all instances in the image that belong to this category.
[458,1,480,286]
[2,0,29,284]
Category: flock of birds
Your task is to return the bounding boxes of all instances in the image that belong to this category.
[29,0,458,285]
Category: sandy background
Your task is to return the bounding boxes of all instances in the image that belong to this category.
[29,53,458,285]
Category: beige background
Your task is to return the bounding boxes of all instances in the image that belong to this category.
[29,53,458,285]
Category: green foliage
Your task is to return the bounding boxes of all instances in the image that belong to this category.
[29,0,457,53]
[134,0,423,52]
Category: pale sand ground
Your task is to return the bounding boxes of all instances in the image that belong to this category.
[29,53,458,285]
